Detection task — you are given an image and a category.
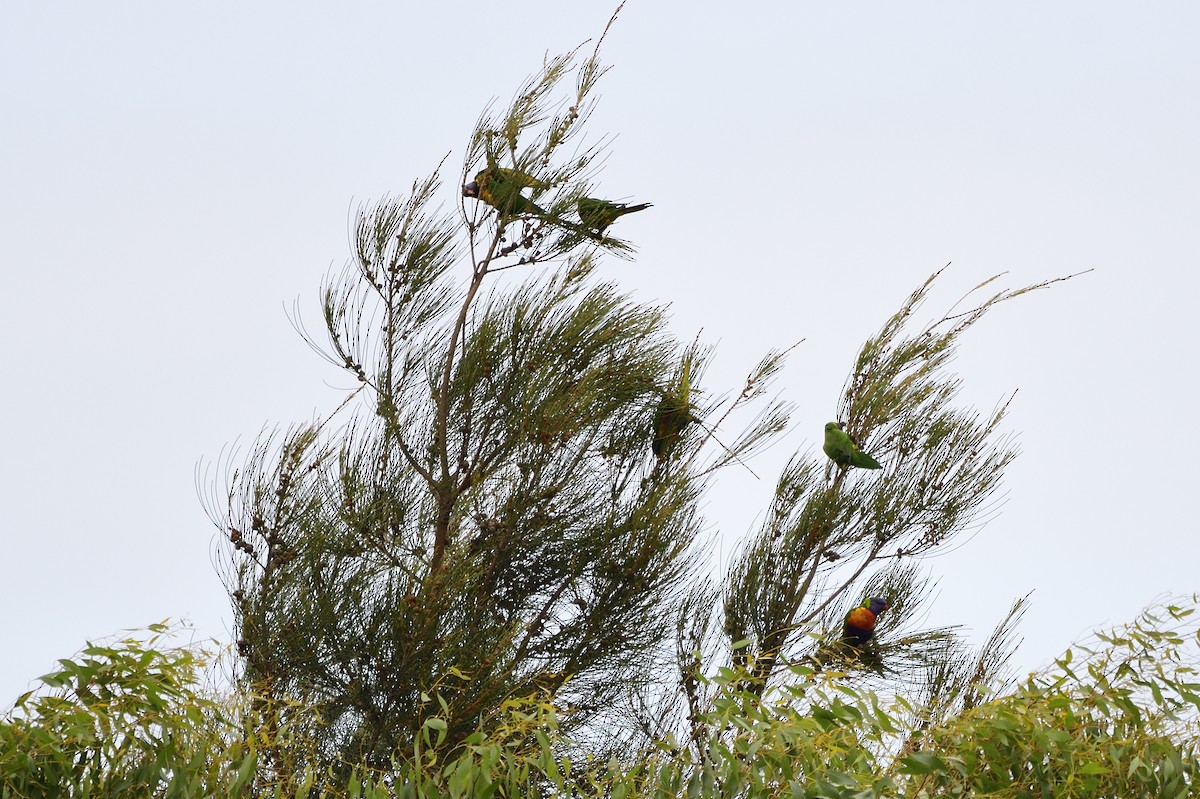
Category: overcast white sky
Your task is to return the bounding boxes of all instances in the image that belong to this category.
[2,2,1197,702]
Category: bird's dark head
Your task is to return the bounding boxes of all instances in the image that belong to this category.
[462,181,480,198]
[867,597,889,615]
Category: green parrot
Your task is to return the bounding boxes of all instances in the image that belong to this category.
[576,197,652,237]
[823,422,882,470]
[462,166,549,218]
[653,360,698,462]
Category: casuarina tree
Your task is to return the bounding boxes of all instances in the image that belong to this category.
[202,12,1086,775]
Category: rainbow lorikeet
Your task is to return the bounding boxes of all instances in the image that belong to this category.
[462,166,549,218]
[577,197,652,237]
[652,360,698,462]
[842,597,889,647]
[823,422,882,470]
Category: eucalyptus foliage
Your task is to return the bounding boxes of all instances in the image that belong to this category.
[5,601,1196,797]
[0,624,254,798]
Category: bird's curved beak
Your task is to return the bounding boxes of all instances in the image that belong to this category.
[462,181,479,198]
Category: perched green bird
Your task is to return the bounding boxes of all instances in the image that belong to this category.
[823,422,882,469]
[652,360,698,462]
[576,197,652,237]
[653,397,692,462]
[463,166,549,218]
[842,597,889,647]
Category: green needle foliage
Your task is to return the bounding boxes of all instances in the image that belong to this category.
[135,12,1195,795]
[200,19,786,771]
[715,266,1087,711]
[4,31,1194,792]
[1,12,1190,798]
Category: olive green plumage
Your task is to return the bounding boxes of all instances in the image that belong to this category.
[464,165,651,247]
[577,197,652,237]
[462,166,549,218]
[653,360,698,462]
[823,421,882,470]
[653,396,692,462]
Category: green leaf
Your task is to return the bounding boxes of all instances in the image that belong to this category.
[900,752,949,775]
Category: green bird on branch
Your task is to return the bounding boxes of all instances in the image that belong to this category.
[462,165,550,218]
[462,151,651,249]
[823,421,882,470]
[577,197,652,238]
[652,359,699,464]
